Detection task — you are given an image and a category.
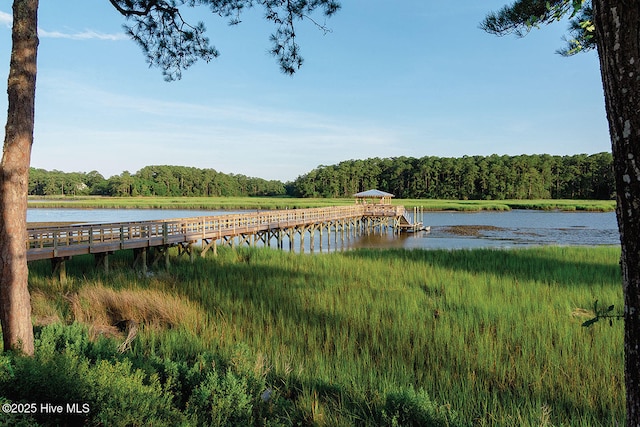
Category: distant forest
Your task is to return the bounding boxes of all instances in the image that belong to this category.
[29,153,615,200]
[28,165,287,198]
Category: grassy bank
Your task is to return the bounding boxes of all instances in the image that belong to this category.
[27,196,345,210]
[400,199,616,212]
[7,246,624,425]
[27,196,616,212]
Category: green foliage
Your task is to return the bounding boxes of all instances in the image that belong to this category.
[0,396,39,427]
[29,165,286,198]
[29,168,100,196]
[86,359,180,427]
[0,323,298,426]
[0,353,14,383]
[380,387,463,427]
[186,370,254,426]
[480,0,595,55]
[557,5,595,56]
[29,152,614,201]
[289,153,614,200]
[110,0,340,79]
[1,323,183,426]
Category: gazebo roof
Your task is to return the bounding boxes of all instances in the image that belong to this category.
[353,189,395,198]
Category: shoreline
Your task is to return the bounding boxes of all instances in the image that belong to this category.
[27,196,616,212]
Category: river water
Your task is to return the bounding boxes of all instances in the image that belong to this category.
[353,210,618,250]
[26,208,619,251]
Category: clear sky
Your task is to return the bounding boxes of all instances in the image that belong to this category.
[0,1,609,182]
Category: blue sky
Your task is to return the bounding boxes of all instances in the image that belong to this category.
[0,1,609,181]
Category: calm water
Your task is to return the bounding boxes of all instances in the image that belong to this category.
[26,208,619,251]
[353,210,618,250]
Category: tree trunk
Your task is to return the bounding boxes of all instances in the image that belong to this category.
[0,0,38,355]
[593,1,640,424]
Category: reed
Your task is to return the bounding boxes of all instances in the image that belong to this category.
[27,245,623,425]
[27,196,348,210]
[399,199,615,211]
[27,196,616,212]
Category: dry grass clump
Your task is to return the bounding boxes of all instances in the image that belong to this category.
[571,307,595,318]
[68,284,205,339]
[31,289,62,326]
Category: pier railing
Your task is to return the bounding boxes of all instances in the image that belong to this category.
[26,204,406,261]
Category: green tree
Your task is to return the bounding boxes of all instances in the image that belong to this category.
[481,1,640,423]
[1,0,340,355]
[84,170,108,195]
[288,153,613,200]
[590,152,614,199]
[107,171,135,196]
[459,155,479,200]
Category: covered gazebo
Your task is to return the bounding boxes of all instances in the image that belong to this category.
[353,189,395,205]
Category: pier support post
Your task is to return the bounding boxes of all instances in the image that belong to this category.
[95,252,111,274]
[52,257,70,284]
[201,238,218,257]
[288,228,294,251]
[277,230,283,250]
[151,245,171,268]
[133,248,148,275]
[177,242,194,263]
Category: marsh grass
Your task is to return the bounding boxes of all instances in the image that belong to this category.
[27,196,348,210]
[27,196,616,212]
[399,199,615,211]
[69,285,207,338]
[26,245,623,425]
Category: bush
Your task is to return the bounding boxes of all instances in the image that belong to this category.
[0,396,41,427]
[187,369,254,426]
[84,359,183,426]
[0,324,302,426]
[380,387,466,427]
[0,323,184,426]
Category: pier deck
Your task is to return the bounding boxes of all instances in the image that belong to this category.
[27,204,414,262]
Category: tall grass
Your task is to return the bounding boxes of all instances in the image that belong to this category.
[27,196,616,212]
[25,245,623,425]
[27,196,349,210]
[399,199,615,211]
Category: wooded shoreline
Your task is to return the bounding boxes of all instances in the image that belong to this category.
[29,153,615,201]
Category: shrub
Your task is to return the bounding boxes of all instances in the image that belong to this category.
[186,369,254,426]
[83,358,184,426]
[380,387,466,427]
[0,323,184,426]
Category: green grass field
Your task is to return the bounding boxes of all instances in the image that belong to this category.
[27,196,616,212]
[13,245,623,426]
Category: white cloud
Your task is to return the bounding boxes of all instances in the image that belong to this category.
[0,9,125,41]
[38,28,127,41]
[28,78,408,180]
[0,11,12,28]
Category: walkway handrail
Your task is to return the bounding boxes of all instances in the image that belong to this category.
[26,205,405,261]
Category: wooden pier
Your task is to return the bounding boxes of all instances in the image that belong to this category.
[27,204,420,276]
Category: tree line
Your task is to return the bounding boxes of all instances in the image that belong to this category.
[28,165,286,197]
[29,153,615,200]
[289,153,615,200]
